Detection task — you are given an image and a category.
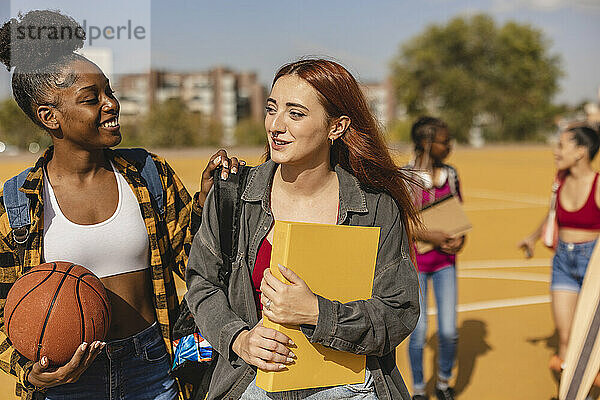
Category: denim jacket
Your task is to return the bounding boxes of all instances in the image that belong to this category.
[185,160,420,400]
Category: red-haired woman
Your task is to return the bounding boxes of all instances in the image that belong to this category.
[185,59,421,399]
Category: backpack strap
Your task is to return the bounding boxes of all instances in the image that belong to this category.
[214,165,250,287]
[548,172,565,212]
[2,168,33,266]
[446,164,459,197]
[3,168,33,233]
[114,148,165,216]
[172,165,250,340]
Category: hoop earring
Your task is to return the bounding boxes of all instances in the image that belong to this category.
[330,138,334,146]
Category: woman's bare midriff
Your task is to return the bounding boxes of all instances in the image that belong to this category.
[100,269,156,340]
[559,228,600,244]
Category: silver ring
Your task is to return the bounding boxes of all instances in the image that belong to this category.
[265,298,271,310]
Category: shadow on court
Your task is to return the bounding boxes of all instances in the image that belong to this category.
[526,329,558,353]
[527,330,560,389]
[527,330,600,400]
[425,319,492,396]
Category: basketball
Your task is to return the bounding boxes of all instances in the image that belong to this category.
[4,261,111,366]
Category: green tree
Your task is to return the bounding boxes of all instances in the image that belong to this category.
[391,14,563,142]
[198,118,224,147]
[385,119,413,143]
[234,118,266,146]
[118,120,146,147]
[143,99,205,147]
[0,98,49,149]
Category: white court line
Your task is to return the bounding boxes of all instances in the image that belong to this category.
[426,259,552,315]
[459,258,551,270]
[466,189,549,206]
[176,260,554,310]
[463,203,546,211]
[427,295,551,315]
[457,270,550,283]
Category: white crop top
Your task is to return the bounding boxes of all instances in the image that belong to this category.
[43,162,150,278]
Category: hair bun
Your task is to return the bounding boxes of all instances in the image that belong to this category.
[0,10,85,71]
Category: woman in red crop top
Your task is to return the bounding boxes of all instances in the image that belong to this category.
[519,124,600,375]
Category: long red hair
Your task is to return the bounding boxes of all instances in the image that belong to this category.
[270,59,420,256]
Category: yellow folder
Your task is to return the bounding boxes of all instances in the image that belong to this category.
[256,221,380,392]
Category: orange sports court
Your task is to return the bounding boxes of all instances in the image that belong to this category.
[0,144,593,399]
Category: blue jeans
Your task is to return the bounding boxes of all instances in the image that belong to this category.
[45,322,178,400]
[551,239,597,292]
[240,370,377,399]
[408,265,457,390]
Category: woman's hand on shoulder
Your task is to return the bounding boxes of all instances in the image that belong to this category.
[231,321,295,371]
[27,341,105,388]
[260,264,319,326]
[197,149,245,207]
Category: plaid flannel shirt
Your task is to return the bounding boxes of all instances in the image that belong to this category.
[0,147,201,400]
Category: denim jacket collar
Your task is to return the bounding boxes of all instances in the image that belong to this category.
[241,159,368,222]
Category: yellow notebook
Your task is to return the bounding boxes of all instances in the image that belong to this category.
[256,221,380,392]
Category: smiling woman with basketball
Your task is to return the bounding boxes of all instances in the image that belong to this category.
[0,10,240,400]
[519,124,600,374]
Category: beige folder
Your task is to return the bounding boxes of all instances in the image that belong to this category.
[416,194,472,254]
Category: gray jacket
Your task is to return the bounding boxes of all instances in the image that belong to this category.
[185,160,420,400]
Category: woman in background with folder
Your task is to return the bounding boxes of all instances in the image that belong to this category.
[406,117,465,400]
[185,58,421,399]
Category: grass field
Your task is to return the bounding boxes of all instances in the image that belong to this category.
[0,144,591,399]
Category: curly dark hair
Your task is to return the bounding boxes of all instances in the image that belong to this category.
[0,10,89,128]
[410,116,448,154]
[568,125,600,161]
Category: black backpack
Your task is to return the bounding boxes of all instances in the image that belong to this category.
[171,164,250,399]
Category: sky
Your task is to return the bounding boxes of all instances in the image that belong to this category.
[0,0,598,105]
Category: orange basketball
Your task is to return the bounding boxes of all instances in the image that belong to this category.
[4,261,111,365]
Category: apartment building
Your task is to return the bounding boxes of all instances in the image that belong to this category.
[117,67,401,145]
[117,67,266,144]
[359,78,403,127]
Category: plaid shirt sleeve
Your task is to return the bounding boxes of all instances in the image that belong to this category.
[0,192,38,398]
